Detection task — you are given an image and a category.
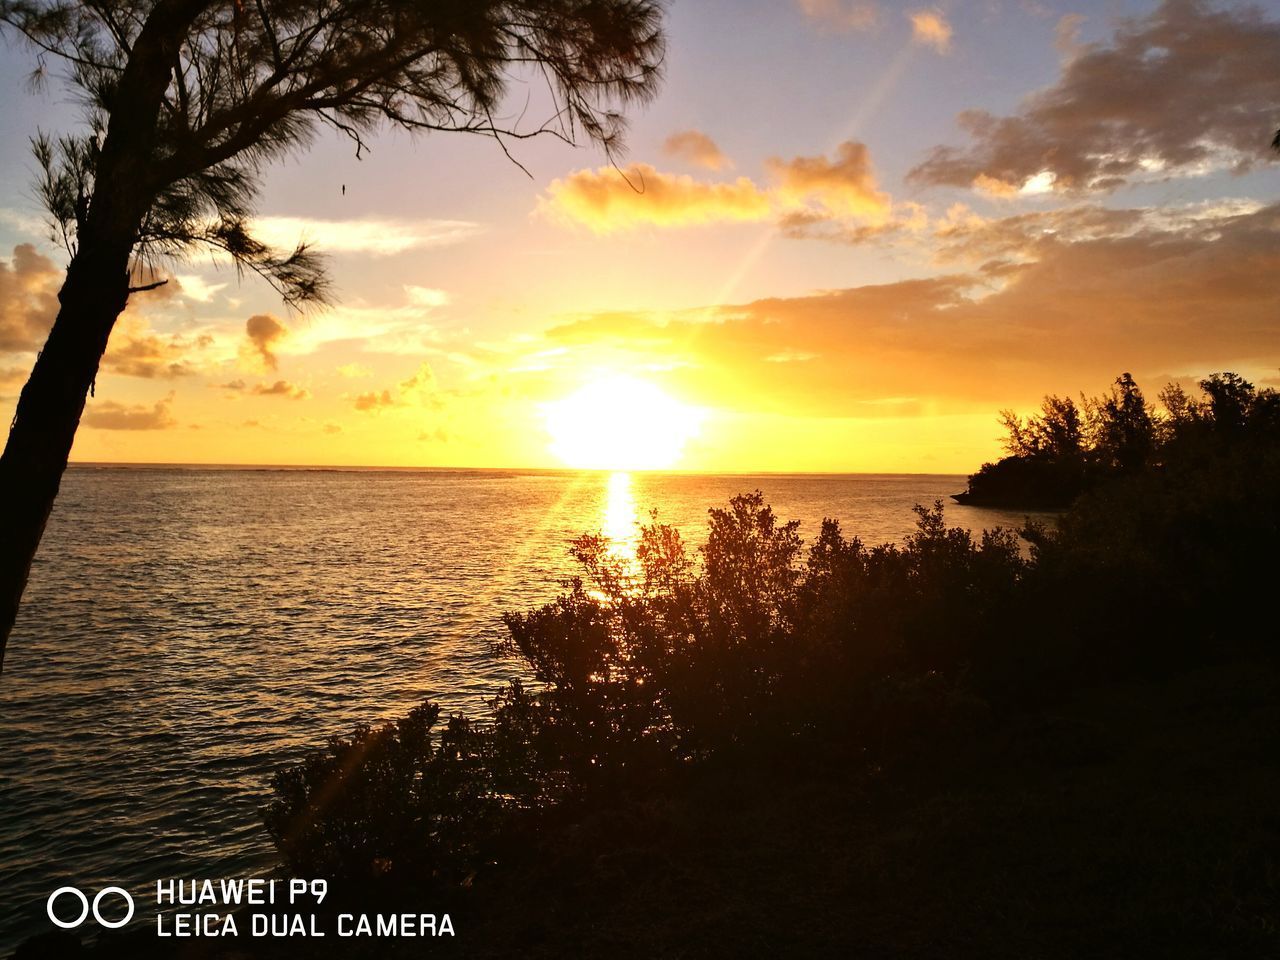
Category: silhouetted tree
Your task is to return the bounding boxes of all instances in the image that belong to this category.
[0,0,665,670]
[999,395,1084,460]
[1092,372,1155,471]
[1198,372,1255,435]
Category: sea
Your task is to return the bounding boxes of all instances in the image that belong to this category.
[0,466,1047,950]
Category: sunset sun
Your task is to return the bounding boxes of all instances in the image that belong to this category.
[544,374,701,470]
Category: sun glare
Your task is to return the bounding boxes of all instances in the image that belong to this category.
[544,374,701,470]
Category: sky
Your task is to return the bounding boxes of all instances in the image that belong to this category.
[1,0,1278,472]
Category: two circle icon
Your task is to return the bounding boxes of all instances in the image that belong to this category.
[46,886,134,929]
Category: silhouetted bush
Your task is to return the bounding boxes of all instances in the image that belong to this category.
[265,369,1280,889]
[263,702,546,882]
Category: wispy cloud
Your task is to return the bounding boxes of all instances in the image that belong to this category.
[795,0,880,32]
[252,216,481,256]
[174,273,228,303]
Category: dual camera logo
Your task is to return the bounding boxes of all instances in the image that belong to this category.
[46,886,135,930]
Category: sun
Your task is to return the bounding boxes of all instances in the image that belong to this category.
[544,374,702,470]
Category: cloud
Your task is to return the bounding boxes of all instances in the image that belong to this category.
[400,362,444,407]
[351,362,444,412]
[102,316,210,379]
[243,314,288,371]
[0,244,59,353]
[337,363,372,378]
[909,9,952,52]
[173,274,228,303]
[796,0,880,31]
[541,142,894,236]
[82,394,177,430]
[0,364,27,398]
[353,389,397,412]
[663,131,732,171]
[531,201,1280,416]
[252,380,310,399]
[253,287,451,359]
[404,285,449,308]
[930,197,1267,264]
[252,216,480,256]
[0,207,49,239]
[766,141,892,221]
[909,0,1280,194]
[539,163,772,233]
[929,203,1145,262]
[1053,12,1086,59]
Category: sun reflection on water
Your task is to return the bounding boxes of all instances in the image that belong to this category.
[602,471,639,565]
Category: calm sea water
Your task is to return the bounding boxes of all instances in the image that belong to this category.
[0,467,1044,949]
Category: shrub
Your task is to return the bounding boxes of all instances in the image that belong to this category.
[263,703,538,882]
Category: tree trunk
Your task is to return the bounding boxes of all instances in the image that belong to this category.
[0,0,204,674]
[0,243,133,672]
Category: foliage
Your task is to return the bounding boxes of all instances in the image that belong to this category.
[963,371,1279,507]
[263,700,547,882]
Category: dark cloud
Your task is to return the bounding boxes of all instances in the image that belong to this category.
[353,389,396,412]
[82,394,177,430]
[909,1,1280,194]
[348,363,443,413]
[663,131,732,171]
[252,380,310,399]
[244,313,288,371]
[102,326,207,379]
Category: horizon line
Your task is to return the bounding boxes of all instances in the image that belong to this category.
[67,460,970,479]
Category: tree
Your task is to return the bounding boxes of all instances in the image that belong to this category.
[999,395,1084,460]
[0,0,665,671]
[1093,372,1155,472]
[1198,372,1255,435]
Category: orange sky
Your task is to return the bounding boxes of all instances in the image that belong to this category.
[1,1,1278,472]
